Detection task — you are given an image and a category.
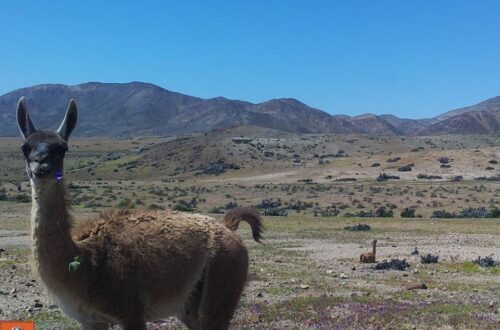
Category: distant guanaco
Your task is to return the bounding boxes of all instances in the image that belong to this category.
[360,239,377,263]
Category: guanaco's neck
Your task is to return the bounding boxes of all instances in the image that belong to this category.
[30,178,79,285]
[372,241,377,254]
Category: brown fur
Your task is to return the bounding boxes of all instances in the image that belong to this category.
[18,97,264,330]
[360,239,377,263]
[33,186,263,330]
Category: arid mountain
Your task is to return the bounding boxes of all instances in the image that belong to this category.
[416,97,500,135]
[436,96,500,120]
[0,82,498,136]
[344,114,403,135]
[419,108,500,135]
[379,115,437,135]
[0,82,357,136]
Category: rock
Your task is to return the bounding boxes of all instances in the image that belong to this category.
[48,304,59,309]
[34,302,43,308]
[351,266,356,271]
[9,288,16,295]
[11,264,17,270]
[326,269,333,274]
[406,282,427,290]
[489,301,494,308]
[340,273,348,279]
[299,284,310,289]
[256,293,263,298]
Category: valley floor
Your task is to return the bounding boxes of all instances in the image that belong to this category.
[0,133,498,328]
[0,205,499,329]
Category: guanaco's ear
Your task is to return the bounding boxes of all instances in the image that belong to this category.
[57,99,78,141]
[16,96,36,139]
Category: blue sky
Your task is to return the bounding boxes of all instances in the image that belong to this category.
[0,1,499,118]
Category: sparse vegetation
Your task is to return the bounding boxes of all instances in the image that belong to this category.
[400,207,416,218]
[473,256,499,267]
[377,173,400,181]
[374,258,410,271]
[398,163,414,172]
[420,254,439,264]
[375,206,394,217]
[417,174,442,180]
[344,223,371,231]
[438,157,449,164]
[0,133,499,329]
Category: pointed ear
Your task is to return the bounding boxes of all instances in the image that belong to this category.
[16,96,36,139]
[57,99,78,141]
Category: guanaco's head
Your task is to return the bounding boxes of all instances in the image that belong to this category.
[16,97,78,182]
[372,239,378,245]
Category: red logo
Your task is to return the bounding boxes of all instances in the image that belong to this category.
[0,321,35,330]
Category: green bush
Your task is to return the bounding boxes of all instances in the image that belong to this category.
[117,198,135,209]
[174,199,195,212]
[400,208,416,218]
[489,207,500,218]
[15,194,31,203]
[376,206,393,217]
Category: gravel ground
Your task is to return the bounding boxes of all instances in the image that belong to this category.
[0,222,499,329]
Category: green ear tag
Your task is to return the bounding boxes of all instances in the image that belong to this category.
[68,256,81,272]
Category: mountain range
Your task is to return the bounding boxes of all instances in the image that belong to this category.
[0,82,498,136]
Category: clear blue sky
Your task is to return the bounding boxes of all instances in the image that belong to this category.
[1,1,499,118]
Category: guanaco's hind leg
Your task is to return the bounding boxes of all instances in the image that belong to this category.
[198,243,249,330]
[118,308,147,330]
[180,272,205,329]
[119,319,147,330]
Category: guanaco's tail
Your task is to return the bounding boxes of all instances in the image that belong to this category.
[224,207,264,243]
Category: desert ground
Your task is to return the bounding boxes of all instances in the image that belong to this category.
[0,130,499,329]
